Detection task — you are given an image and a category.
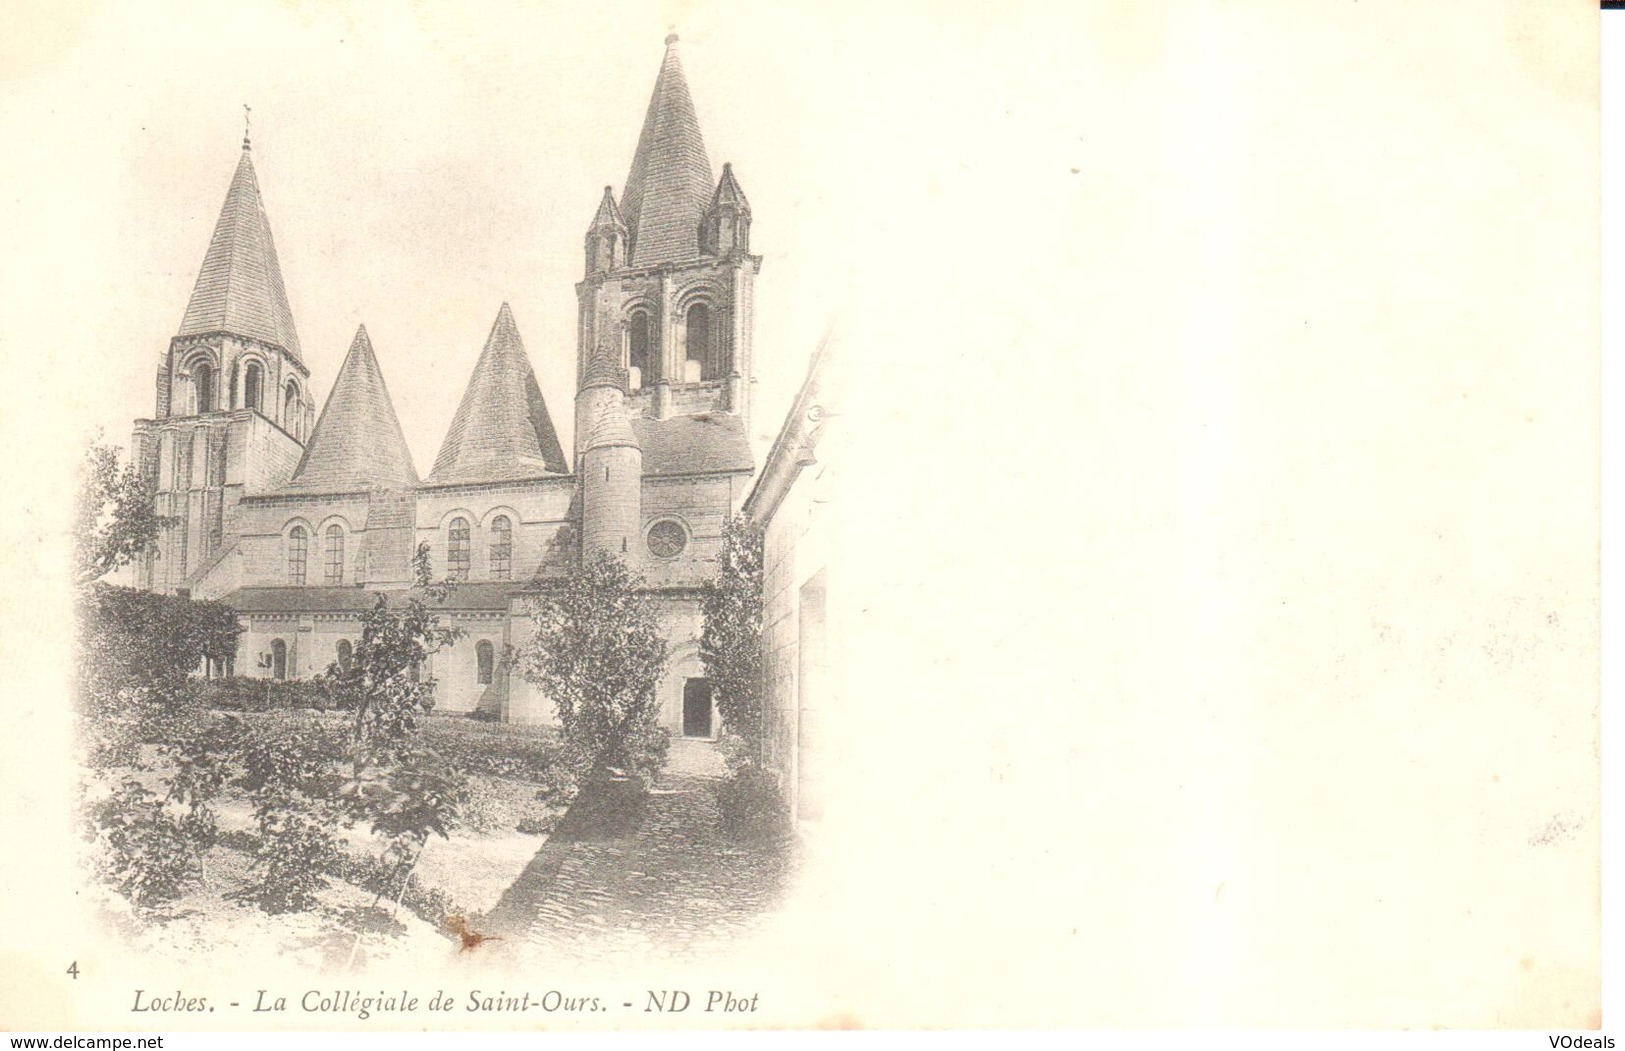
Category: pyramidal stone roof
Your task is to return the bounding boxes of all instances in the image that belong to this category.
[590,185,627,230]
[710,162,750,213]
[283,326,419,493]
[177,140,303,360]
[620,35,715,267]
[427,304,568,484]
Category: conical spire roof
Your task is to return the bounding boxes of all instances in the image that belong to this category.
[284,326,418,493]
[177,140,303,359]
[590,185,627,230]
[428,304,568,484]
[580,338,625,392]
[580,387,640,452]
[620,35,715,266]
[709,162,750,214]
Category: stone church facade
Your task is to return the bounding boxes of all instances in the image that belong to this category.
[128,36,761,735]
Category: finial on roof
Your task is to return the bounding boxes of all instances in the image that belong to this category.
[242,103,252,151]
[665,32,679,46]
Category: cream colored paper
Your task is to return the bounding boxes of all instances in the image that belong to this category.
[0,0,1602,1031]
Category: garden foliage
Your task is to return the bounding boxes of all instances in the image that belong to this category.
[519,551,670,784]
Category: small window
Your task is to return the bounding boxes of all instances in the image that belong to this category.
[687,303,713,380]
[489,515,512,580]
[284,381,300,437]
[448,517,471,580]
[244,362,263,412]
[194,363,215,413]
[271,639,287,681]
[324,524,344,585]
[476,640,494,685]
[628,309,657,383]
[336,639,353,675]
[646,518,687,559]
[287,525,307,585]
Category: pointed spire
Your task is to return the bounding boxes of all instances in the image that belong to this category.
[590,185,627,230]
[284,326,418,492]
[427,304,568,484]
[176,136,302,360]
[710,162,750,213]
[620,34,715,266]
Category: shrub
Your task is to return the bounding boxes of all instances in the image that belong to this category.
[515,813,557,836]
[518,552,670,785]
[247,804,343,913]
[235,713,349,912]
[715,766,790,843]
[192,676,335,712]
[700,515,764,758]
[89,779,206,908]
[420,718,569,785]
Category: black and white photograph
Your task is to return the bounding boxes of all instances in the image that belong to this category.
[0,0,1614,1039]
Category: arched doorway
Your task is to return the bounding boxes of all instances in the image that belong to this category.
[682,677,714,738]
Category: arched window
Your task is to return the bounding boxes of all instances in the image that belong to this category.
[194,363,215,413]
[245,362,263,412]
[476,640,495,685]
[628,309,657,384]
[324,524,344,584]
[489,515,512,580]
[287,525,308,585]
[448,517,471,580]
[336,639,353,675]
[284,382,300,437]
[687,302,713,380]
[271,639,287,681]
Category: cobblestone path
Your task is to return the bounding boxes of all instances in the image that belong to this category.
[479,740,795,965]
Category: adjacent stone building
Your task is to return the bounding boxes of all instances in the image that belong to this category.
[129,36,764,736]
[744,332,839,826]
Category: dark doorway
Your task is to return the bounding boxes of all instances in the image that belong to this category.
[682,678,713,738]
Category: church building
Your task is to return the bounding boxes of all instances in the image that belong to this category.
[128,36,761,735]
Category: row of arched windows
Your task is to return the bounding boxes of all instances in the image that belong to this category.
[624,301,733,386]
[445,514,513,581]
[286,524,345,585]
[285,517,515,586]
[181,356,305,439]
[264,636,495,686]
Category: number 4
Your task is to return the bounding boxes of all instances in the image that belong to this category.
[66,961,79,979]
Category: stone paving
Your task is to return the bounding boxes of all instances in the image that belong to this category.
[479,739,795,965]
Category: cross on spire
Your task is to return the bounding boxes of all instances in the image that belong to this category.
[242,104,251,150]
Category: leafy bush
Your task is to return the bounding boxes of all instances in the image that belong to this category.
[715,766,790,843]
[89,779,207,908]
[191,676,335,712]
[518,552,670,784]
[247,804,343,913]
[515,813,557,836]
[701,515,764,758]
[420,718,570,785]
[235,713,349,912]
[76,584,241,706]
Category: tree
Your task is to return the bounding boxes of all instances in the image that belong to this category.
[700,515,765,762]
[318,543,462,754]
[74,440,173,589]
[519,551,669,783]
[314,543,465,918]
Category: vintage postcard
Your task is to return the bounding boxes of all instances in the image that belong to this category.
[0,0,1608,1035]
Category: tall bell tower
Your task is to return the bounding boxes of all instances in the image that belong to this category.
[575,34,762,455]
[130,128,315,594]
